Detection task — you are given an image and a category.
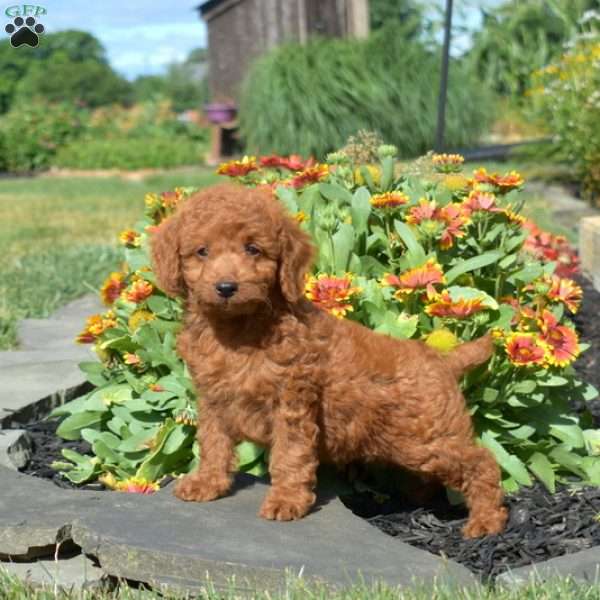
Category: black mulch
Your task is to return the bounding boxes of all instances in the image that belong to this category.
[13,276,600,581]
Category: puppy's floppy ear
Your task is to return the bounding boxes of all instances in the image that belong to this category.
[150,214,185,298]
[279,215,314,303]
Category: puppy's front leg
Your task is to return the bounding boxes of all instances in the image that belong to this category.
[259,386,319,521]
[175,408,235,502]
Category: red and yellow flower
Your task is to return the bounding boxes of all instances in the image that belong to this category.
[100,272,127,305]
[260,154,307,171]
[432,153,464,173]
[545,275,582,313]
[304,273,360,318]
[425,290,487,318]
[384,259,446,299]
[76,312,117,344]
[473,168,524,191]
[123,352,143,367]
[538,309,580,367]
[505,332,548,366]
[160,188,184,210]
[523,221,580,277]
[370,191,409,209]
[217,155,258,177]
[290,164,330,189]
[119,229,141,248]
[128,309,156,331]
[406,199,469,249]
[462,190,501,215]
[123,280,153,304]
[101,473,159,494]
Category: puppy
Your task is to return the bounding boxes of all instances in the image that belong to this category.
[151,183,507,538]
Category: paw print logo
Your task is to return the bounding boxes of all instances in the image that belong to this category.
[5,16,45,48]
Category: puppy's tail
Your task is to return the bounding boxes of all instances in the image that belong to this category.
[446,333,494,379]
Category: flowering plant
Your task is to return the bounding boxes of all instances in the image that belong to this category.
[528,12,600,203]
[53,147,597,496]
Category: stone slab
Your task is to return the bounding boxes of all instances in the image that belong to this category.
[0,361,90,427]
[0,466,475,594]
[0,429,32,470]
[1,553,107,591]
[0,349,95,369]
[17,318,89,352]
[496,546,600,588]
[580,215,600,292]
[48,294,104,323]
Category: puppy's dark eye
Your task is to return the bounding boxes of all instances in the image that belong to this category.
[245,243,261,256]
[196,246,208,258]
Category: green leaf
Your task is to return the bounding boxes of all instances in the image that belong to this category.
[78,361,108,387]
[445,251,503,284]
[276,186,299,214]
[163,424,192,455]
[374,312,418,340]
[480,431,532,486]
[236,440,265,467]
[583,430,600,456]
[380,156,394,190]
[319,182,353,205]
[56,412,104,441]
[393,220,426,265]
[119,428,159,453]
[549,446,585,478]
[528,453,555,493]
[512,380,537,394]
[332,223,355,274]
[146,296,171,316]
[549,423,585,448]
[93,439,120,465]
[350,187,372,234]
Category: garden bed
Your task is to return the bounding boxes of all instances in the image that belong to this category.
[14,276,600,582]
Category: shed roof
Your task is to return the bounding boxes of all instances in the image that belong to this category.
[196,0,228,17]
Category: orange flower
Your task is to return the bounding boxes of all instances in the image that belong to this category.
[260,154,307,171]
[502,208,527,224]
[160,189,184,209]
[389,259,446,298]
[119,229,141,247]
[149,383,164,392]
[76,313,117,344]
[123,280,153,304]
[425,290,486,318]
[370,191,409,209]
[545,275,582,313]
[432,153,464,173]
[523,220,580,277]
[290,164,329,189]
[439,203,469,249]
[294,211,309,223]
[406,198,437,224]
[472,168,524,192]
[462,190,501,214]
[304,273,360,318]
[217,156,258,177]
[123,352,143,366]
[538,310,580,367]
[100,272,126,305]
[406,199,469,249]
[115,477,159,494]
[505,332,548,366]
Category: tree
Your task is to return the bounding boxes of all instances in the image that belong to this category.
[369,0,424,37]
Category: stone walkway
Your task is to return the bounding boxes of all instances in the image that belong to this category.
[1,294,600,594]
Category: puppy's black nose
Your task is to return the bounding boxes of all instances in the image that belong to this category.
[215,281,238,298]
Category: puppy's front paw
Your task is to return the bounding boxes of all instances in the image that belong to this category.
[174,473,230,502]
[259,490,314,521]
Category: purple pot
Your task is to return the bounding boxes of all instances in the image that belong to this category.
[204,103,237,124]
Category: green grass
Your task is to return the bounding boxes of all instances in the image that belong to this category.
[2,567,600,600]
[0,168,219,350]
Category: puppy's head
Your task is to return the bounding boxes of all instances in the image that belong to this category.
[150,183,314,317]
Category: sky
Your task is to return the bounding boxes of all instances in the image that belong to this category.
[2,1,503,80]
[9,0,208,79]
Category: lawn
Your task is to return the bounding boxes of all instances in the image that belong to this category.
[0,168,219,350]
[3,567,600,600]
[0,160,580,350]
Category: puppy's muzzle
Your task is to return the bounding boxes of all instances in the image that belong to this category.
[215,281,238,298]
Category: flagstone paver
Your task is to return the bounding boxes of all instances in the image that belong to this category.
[0,429,32,470]
[0,294,100,427]
[0,466,476,594]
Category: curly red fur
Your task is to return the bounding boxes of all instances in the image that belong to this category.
[150,182,507,537]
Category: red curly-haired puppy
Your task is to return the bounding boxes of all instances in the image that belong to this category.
[151,182,507,538]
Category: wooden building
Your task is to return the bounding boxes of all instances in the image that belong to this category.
[197,0,369,103]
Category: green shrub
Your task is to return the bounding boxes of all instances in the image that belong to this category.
[528,19,600,203]
[52,149,598,496]
[0,101,87,172]
[239,27,494,158]
[54,137,206,170]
